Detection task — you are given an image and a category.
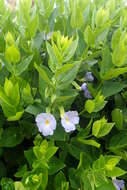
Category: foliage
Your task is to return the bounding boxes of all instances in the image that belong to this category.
[0,0,127,189]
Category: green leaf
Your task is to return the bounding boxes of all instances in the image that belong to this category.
[5,32,15,46]
[92,117,114,138]
[112,109,123,130]
[84,26,95,48]
[15,165,27,178]
[112,42,126,67]
[96,180,116,190]
[0,127,24,147]
[100,45,113,79]
[15,55,33,76]
[105,155,121,171]
[5,45,20,64]
[85,93,107,113]
[109,132,127,151]
[7,110,24,121]
[34,63,51,85]
[70,1,84,28]
[4,79,20,106]
[54,171,69,190]
[102,67,127,80]
[29,15,39,38]
[0,53,13,73]
[94,94,107,112]
[63,37,79,62]
[57,61,80,89]
[55,63,74,78]
[14,182,25,190]
[78,138,101,148]
[95,8,109,27]
[85,100,95,113]
[46,41,59,72]
[45,146,58,160]
[0,85,14,108]
[102,81,127,97]
[111,28,121,50]
[1,178,14,190]
[106,167,126,177]
[48,157,65,175]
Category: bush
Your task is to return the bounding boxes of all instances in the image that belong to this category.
[0,0,127,189]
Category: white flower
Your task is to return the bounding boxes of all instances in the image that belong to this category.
[61,111,79,133]
[35,113,56,136]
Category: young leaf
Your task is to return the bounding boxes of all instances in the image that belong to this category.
[63,37,79,62]
[78,138,101,148]
[46,41,59,72]
[92,117,114,138]
[106,167,126,177]
[5,45,20,64]
[85,100,95,113]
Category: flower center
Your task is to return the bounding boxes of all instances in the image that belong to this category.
[45,119,50,125]
[65,116,69,123]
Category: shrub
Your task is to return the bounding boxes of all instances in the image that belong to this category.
[0,0,127,189]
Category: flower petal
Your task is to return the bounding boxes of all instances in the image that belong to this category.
[66,111,79,125]
[35,113,56,136]
[61,118,76,133]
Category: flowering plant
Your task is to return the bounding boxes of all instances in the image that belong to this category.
[0,0,127,189]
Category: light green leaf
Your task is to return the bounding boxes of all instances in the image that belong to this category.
[105,155,121,171]
[7,110,24,121]
[14,182,25,190]
[63,37,79,62]
[96,180,116,190]
[45,146,58,160]
[111,28,121,50]
[46,41,59,72]
[85,100,95,113]
[55,63,74,78]
[5,32,15,46]
[30,15,39,38]
[78,138,101,148]
[92,117,114,138]
[5,45,20,64]
[70,1,84,28]
[112,42,126,67]
[4,79,20,106]
[106,167,126,177]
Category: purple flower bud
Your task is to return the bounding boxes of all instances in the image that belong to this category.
[112,179,125,190]
[81,82,87,91]
[81,82,92,99]
[85,72,94,82]
[84,88,92,99]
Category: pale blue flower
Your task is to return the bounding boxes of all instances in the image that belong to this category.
[61,111,79,133]
[81,82,92,99]
[35,113,56,136]
[85,72,94,82]
[112,179,125,190]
